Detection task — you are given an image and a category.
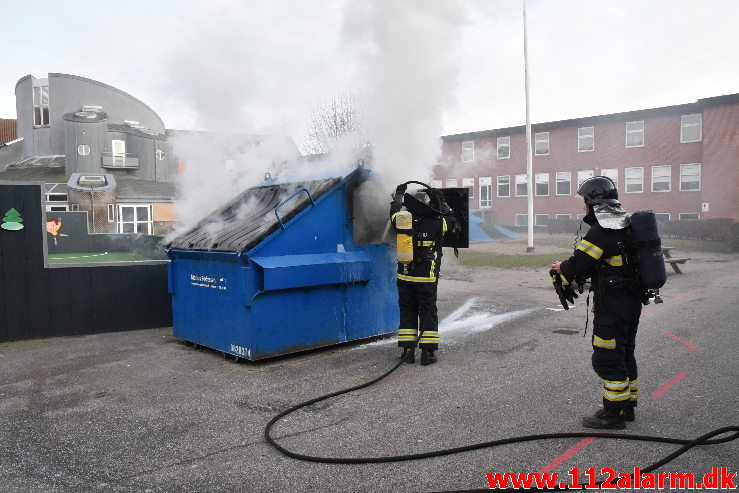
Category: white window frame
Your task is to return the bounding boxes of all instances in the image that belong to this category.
[535,132,549,156]
[535,172,549,197]
[555,214,571,220]
[462,177,474,199]
[654,213,670,221]
[534,214,549,226]
[118,204,152,235]
[625,167,644,194]
[679,212,700,220]
[445,178,458,188]
[496,175,510,198]
[462,141,474,162]
[112,139,126,166]
[515,174,528,197]
[555,171,571,196]
[651,165,671,192]
[32,83,50,127]
[576,170,594,189]
[680,114,702,143]
[578,126,594,152]
[515,214,528,226]
[626,120,644,148]
[45,205,69,212]
[479,177,492,209]
[679,163,701,191]
[600,168,618,189]
[497,136,510,160]
[107,204,115,223]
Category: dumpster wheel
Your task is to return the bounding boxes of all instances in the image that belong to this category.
[264,353,738,492]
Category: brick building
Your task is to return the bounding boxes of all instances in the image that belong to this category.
[436,93,739,227]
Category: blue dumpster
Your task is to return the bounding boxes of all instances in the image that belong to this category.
[167,166,398,360]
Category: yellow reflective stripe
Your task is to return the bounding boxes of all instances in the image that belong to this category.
[398,329,417,335]
[397,274,436,283]
[629,379,638,390]
[559,274,569,286]
[417,241,435,246]
[391,213,398,221]
[604,255,624,266]
[602,390,632,401]
[603,379,629,390]
[593,335,616,349]
[577,239,604,260]
[442,218,448,234]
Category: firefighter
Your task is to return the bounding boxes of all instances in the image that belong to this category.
[390,184,456,366]
[550,176,641,429]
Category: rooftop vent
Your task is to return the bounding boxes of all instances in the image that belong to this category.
[78,174,107,186]
[74,111,98,119]
[81,105,103,112]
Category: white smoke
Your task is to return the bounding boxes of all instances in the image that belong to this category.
[161,0,468,240]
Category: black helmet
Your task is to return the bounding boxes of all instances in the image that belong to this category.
[577,176,619,205]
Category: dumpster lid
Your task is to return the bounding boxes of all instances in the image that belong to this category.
[167,175,344,253]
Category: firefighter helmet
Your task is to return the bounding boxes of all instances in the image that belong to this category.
[577,176,619,205]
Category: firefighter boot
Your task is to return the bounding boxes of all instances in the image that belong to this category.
[401,348,415,364]
[582,408,626,430]
[622,405,635,422]
[420,349,437,366]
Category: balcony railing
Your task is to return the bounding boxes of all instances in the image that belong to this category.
[102,152,139,169]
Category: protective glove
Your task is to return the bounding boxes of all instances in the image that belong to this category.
[395,184,408,195]
[550,269,576,310]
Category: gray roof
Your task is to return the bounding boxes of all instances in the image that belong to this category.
[167,177,340,253]
[4,155,65,168]
[115,176,176,202]
[0,165,68,183]
[108,123,166,139]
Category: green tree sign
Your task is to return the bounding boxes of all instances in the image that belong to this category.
[1,208,24,231]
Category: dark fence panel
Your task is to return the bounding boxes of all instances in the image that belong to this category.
[0,184,172,342]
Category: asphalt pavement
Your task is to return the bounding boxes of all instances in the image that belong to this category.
[1,249,738,492]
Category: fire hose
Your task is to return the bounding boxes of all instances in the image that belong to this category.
[264,333,739,492]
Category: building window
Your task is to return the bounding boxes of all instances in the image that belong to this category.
[679,213,700,220]
[112,139,126,166]
[556,172,571,195]
[600,168,618,188]
[445,178,458,188]
[462,141,474,162]
[107,204,115,223]
[118,205,152,234]
[535,132,549,156]
[46,193,68,203]
[535,214,549,226]
[515,174,528,197]
[497,136,510,159]
[577,170,594,189]
[680,114,702,143]
[679,163,701,191]
[515,214,528,226]
[578,126,594,152]
[462,178,474,198]
[46,205,68,212]
[651,165,671,192]
[625,167,644,193]
[33,84,50,126]
[535,173,549,196]
[431,180,443,188]
[555,214,571,220]
[655,213,670,221]
[479,177,492,208]
[626,121,644,147]
[497,175,510,197]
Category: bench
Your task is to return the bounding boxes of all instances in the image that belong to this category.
[662,247,689,274]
